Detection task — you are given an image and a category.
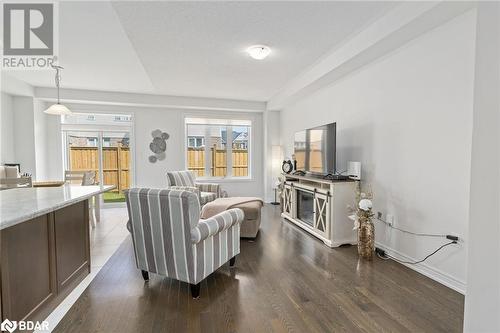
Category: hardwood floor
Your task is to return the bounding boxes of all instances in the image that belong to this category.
[54,205,464,332]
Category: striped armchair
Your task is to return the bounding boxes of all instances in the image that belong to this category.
[125,188,244,298]
[166,170,227,206]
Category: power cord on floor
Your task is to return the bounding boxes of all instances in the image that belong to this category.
[376,241,457,265]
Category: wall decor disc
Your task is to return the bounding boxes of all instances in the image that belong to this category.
[150,137,167,154]
[148,129,169,163]
[151,129,163,138]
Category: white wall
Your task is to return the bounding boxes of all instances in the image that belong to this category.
[0,94,62,180]
[1,93,16,164]
[279,10,476,292]
[1,93,55,180]
[48,104,264,197]
[45,111,63,180]
[464,2,500,331]
[33,99,49,180]
[12,96,37,177]
[135,108,264,197]
[263,110,281,202]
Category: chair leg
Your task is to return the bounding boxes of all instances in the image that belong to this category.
[89,206,97,229]
[229,256,236,267]
[141,270,149,281]
[95,194,101,223]
[190,283,200,299]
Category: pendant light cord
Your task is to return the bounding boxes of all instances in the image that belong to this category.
[51,62,64,104]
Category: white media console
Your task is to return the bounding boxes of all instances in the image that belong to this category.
[281,174,358,247]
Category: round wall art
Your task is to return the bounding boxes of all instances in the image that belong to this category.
[149,129,169,163]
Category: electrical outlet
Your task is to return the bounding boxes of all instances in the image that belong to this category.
[386,214,394,226]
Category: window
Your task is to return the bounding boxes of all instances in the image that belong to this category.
[187,136,204,148]
[185,118,251,178]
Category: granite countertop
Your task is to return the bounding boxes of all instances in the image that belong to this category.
[0,184,115,230]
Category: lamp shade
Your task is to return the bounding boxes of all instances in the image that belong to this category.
[44,103,72,115]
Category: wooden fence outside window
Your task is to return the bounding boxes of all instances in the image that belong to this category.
[69,146,248,193]
[69,146,130,192]
[187,147,248,177]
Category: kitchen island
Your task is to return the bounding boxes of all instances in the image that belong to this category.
[0,184,114,323]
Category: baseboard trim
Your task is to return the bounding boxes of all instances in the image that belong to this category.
[375,242,466,295]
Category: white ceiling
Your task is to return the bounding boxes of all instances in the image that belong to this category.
[6,1,395,101]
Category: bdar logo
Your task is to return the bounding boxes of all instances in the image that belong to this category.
[0,319,17,333]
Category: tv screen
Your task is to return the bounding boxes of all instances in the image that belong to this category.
[294,122,336,175]
[294,130,307,171]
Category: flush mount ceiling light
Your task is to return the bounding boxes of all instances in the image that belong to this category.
[246,45,271,60]
[44,60,72,115]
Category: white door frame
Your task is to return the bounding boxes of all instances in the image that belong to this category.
[62,128,133,207]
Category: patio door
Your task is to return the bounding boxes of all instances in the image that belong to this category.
[101,131,131,203]
[65,130,132,204]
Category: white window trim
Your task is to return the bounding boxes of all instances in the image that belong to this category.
[184,116,252,180]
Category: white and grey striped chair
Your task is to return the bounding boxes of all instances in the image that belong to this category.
[166,170,227,206]
[125,188,244,298]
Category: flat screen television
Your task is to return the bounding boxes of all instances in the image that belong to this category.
[294,122,336,175]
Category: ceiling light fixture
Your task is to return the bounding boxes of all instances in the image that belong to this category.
[44,60,72,115]
[246,45,271,60]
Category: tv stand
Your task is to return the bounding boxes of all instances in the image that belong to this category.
[281,173,358,247]
[323,173,350,181]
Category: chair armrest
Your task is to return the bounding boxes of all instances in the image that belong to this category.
[169,186,200,197]
[195,183,221,197]
[191,208,244,243]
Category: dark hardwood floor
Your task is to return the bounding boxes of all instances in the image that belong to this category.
[54,205,464,333]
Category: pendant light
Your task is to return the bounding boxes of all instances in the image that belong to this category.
[44,62,72,115]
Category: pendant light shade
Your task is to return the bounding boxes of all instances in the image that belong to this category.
[44,61,72,115]
[44,103,72,115]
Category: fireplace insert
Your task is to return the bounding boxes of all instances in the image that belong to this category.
[296,189,314,227]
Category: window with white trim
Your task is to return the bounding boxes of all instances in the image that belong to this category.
[185,118,251,179]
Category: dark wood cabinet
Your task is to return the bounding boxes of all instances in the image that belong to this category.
[54,204,90,290]
[0,201,90,323]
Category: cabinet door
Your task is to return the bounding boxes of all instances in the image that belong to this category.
[282,184,293,215]
[54,201,90,291]
[313,192,330,236]
[0,214,56,321]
